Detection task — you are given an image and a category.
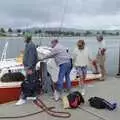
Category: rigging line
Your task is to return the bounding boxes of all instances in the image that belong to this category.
[1,41,8,61]
[57,0,69,39]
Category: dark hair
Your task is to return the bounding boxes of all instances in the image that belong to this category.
[51,39,58,44]
[97,35,103,40]
[77,40,85,49]
[77,40,85,46]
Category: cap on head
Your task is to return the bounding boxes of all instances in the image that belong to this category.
[24,32,32,43]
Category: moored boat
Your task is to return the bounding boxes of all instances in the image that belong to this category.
[0,46,101,104]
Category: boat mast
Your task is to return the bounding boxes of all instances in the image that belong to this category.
[39,29,42,46]
[1,41,8,61]
[58,0,68,39]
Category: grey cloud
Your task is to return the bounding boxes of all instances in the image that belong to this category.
[0,0,120,28]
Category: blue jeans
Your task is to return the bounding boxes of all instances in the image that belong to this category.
[75,66,87,77]
[56,62,72,92]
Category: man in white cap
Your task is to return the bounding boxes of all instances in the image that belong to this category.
[93,35,106,80]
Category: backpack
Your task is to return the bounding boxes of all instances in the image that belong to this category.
[63,91,84,109]
[21,69,54,97]
[21,79,41,97]
[88,97,117,110]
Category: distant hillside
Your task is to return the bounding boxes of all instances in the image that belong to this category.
[0,26,120,37]
[22,26,120,33]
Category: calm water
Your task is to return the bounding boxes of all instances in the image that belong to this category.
[0,36,120,76]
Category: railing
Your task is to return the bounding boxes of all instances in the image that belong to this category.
[102,45,119,76]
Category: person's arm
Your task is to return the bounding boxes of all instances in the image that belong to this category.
[40,48,58,61]
[101,41,106,55]
[72,48,77,65]
[101,48,106,55]
[87,47,93,63]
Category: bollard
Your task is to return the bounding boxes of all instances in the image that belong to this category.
[39,61,48,82]
[39,61,54,94]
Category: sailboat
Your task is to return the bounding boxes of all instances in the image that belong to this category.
[0,41,101,104]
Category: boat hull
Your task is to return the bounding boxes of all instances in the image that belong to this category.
[0,82,21,104]
[0,87,21,104]
[0,74,101,104]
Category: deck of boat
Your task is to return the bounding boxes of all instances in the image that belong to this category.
[0,76,120,120]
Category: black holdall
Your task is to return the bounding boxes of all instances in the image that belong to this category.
[88,97,117,110]
[21,69,42,97]
[21,78,42,97]
[21,70,54,97]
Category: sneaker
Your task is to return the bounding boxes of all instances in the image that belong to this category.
[99,77,105,81]
[15,99,26,106]
[54,90,60,101]
[81,89,85,96]
[93,72,100,74]
[27,97,37,100]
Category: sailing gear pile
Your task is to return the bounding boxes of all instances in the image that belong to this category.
[1,72,25,82]
[88,97,117,110]
[62,91,85,108]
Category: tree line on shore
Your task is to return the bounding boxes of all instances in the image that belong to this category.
[0,27,120,37]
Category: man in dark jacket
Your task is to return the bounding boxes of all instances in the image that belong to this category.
[16,33,38,105]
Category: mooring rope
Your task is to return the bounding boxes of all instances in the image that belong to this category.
[0,107,54,119]
[33,98,71,118]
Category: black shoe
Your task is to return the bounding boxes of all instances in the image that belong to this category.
[93,72,100,74]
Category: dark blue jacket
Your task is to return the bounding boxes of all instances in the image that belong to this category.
[23,41,38,69]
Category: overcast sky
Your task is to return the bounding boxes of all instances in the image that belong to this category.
[0,0,120,29]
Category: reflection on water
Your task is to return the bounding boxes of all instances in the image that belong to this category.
[0,36,119,76]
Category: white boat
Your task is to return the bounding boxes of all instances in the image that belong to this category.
[0,44,101,104]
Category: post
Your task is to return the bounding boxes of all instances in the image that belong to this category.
[116,44,120,77]
[39,61,48,82]
[39,61,52,93]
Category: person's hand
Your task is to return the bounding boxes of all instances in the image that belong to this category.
[89,59,93,65]
[39,58,44,61]
[101,49,106,55]
[92,59,97,65]
[27,69,33,75]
